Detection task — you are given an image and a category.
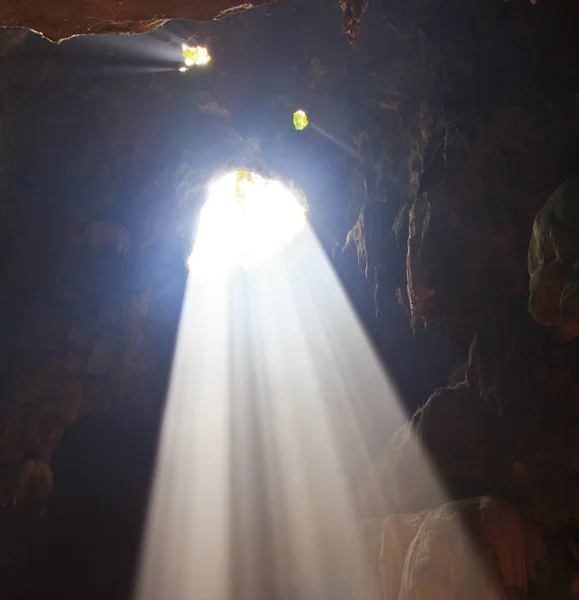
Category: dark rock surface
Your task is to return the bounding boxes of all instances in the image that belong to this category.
[0,1,277,42]
[0,0,577,598]
[529,175,579,342]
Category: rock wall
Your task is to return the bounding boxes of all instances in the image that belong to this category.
[347,0,579,597]
[0,9,433,596]
[0,0,277,41]
[0,0,578,598]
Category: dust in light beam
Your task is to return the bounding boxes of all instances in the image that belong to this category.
[135,171,406,600]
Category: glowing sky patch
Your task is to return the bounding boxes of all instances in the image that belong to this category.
[293,109,309,131]
[182,44,211,67]
[188,170,307,277]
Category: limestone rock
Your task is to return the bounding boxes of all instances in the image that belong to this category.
[357,420,445,518]
[0,459,53,508]
[87,330,117,375]
[352,518,387,600]
[0,373,83,464]
[67,220,130,255]
[359,383,495,518]
[416,382,495,498]
[406,194,435,327]
[378,511,425,600]
[509,431,579,533]
[528,175,579,341]
[344,202,390,282]
[373,497,544,600]
[0,1,278,42]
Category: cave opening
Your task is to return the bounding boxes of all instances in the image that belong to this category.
[187,169,307,276]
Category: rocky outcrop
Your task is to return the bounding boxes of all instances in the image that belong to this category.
[375,497,544,600]
[359,378,495,518]
[528,175,579,341]
[357,420,444,518]
[0,0,368,43]
[417,382,495,494]
[345,3,579,590]
[0,459,52,509]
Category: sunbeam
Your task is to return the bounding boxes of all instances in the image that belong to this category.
[135,171,485,600]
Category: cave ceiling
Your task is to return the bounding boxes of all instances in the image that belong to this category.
[0,0,364,43]
[0,0,279,41]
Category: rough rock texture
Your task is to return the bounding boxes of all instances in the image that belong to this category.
[0,459,53,509]
[358,338,496,519]
[528,175,579,341]
[0,1,277,41]
[343,3,579,593]
[0,0,366,43]
[416,382,495,495]
[370,497,544,600]
[0,0,578,598]
[357,419,444,518]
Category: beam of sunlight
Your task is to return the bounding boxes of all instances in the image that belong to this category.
[135,171,501,600]
[54,32,210,78]
[310,123,362,160]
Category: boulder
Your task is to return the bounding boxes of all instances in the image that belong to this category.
[359,383,495,518]
[416,382,495,499]
[0,459,53,508]
[357,420,445,518]
[528,175,579,341]
[372,497,544,600]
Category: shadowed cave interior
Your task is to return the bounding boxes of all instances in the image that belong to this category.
[1,0,579,598]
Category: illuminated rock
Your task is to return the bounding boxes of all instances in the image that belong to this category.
[528,175,579,341]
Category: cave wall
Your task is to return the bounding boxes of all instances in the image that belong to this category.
[352,1,579,596]
[0,0,279,41]
[0,0,578,597]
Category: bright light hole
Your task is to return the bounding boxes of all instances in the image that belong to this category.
[182,44,211,67]
[293,109,309,131]
[188,170,307,277]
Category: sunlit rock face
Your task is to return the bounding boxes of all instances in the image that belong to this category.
[378,497,544,600]
[528,175,579,341]
[357,420,444,519]
[355,497,544,600]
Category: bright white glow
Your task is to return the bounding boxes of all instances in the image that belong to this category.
[136,176,498,600]
[178,66,188,73]
[293,109,309,131]
[187,171,307,277]
[182,44,211,67]
[137,205,408,600]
